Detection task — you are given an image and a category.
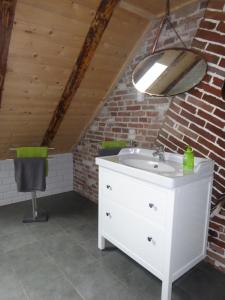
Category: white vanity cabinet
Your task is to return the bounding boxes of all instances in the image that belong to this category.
[96,150,213,300]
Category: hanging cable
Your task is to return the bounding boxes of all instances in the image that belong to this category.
[151,0,188,53]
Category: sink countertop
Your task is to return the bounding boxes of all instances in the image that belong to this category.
[96,148,214,189]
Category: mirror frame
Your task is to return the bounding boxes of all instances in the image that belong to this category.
[222,80,225,99]
[132,47,208,97]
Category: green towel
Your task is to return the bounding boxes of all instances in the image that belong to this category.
[101,140,128,150]
[16,147,48,158]
[16,147,48,176]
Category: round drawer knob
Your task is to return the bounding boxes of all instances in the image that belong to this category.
[149,203,157,211]
[106,212,111,218]
[106,185,112,190]
[147,236,152,242]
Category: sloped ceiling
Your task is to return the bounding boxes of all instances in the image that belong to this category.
[0,0,196,158]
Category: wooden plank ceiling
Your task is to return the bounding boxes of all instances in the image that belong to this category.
[0,0,196,158]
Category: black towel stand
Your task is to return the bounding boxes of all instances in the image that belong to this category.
[23,190,48,223]
[10,147,54,223]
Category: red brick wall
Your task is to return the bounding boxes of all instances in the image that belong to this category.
[73,0,207,202]
[156,0,225,271]
[73,0,225,272]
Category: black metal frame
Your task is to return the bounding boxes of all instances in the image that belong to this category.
[23,191,48,223]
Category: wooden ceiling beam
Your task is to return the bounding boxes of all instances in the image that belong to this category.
[41,0,120,146]
[0,0,17,107]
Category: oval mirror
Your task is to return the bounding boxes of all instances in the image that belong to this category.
[132,49,207,97]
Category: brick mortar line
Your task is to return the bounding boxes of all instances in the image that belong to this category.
[194,38,225,54]
[213,185,225,196]
[208,61,225,70]
[208,248,225,260]
[207,8,225,13]
[167,105,224,143]
[158,132,179,149]
[207,71,225,80]
[210,220,225,228]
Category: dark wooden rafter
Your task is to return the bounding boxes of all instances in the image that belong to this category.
[41,0,120,146]
[0,0,17,107]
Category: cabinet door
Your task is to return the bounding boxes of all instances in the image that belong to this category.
[101,168,169,228]
[101,199,165,275]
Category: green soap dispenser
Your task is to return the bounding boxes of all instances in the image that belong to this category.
[183,145,194,172]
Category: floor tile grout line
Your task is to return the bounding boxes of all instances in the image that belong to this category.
[20,283,30,300]
[44,254,86,300]
[54,267,86,300]
[8,237,87,300]
[34,238,89,300]
[8,254,30,300]
[3,238,39,255]
[30,233,128,300]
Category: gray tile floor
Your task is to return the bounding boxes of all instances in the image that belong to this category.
[0,191,225,300]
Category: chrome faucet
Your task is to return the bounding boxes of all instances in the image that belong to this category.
[128,140,138,147]
[152,145,165,161]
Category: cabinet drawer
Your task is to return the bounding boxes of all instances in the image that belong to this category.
[101,199,165,274]
[101,169,169,227]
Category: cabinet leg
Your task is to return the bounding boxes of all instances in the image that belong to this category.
[98,235,106,250]
[161,278,172,300]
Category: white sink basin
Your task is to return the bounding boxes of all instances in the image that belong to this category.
[118,149,182,176]
[120,157,176,174]
[96,148,214,188]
